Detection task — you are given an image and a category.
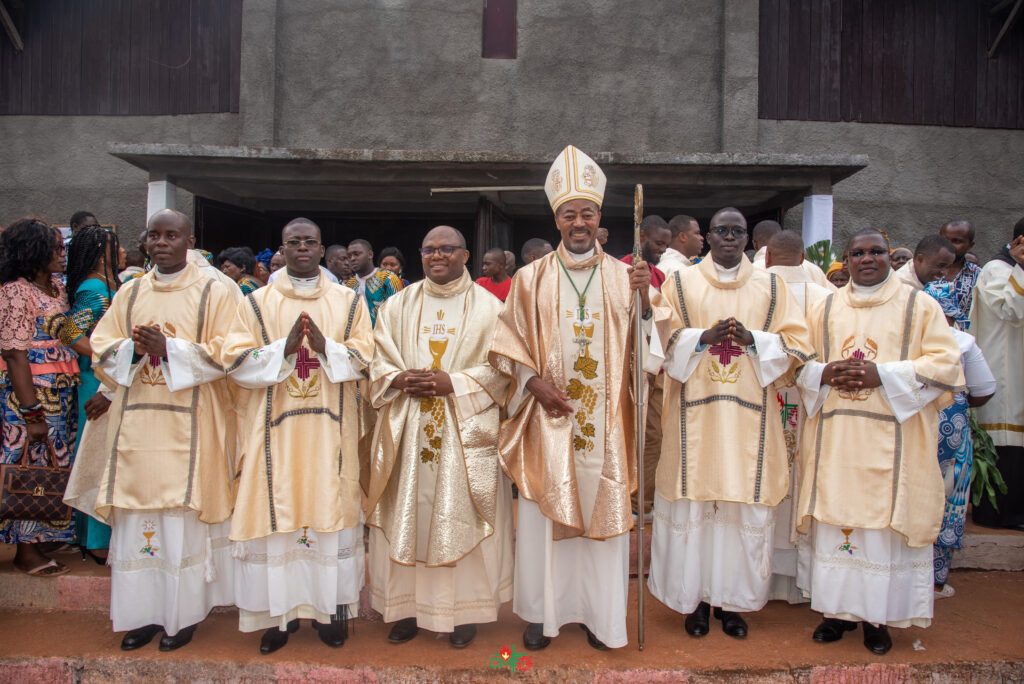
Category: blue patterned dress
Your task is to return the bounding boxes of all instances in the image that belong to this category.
[60,278,114,549]
[933,390,972,585]
[0,277,80,544]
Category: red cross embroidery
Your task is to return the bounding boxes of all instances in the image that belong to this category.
[295,346,321,380]
[148,354,161,367]
[850,348,865,360]
[709,339,743,365]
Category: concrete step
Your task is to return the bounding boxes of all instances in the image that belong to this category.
[954,519,1024,571]
[2,571,1022,683]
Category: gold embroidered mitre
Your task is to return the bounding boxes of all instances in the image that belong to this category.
[544,145,606,212]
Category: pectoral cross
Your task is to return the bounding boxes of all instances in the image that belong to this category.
[709,339,743,365]
[295,346,321,380]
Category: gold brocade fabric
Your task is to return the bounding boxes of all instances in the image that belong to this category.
[488,243,671,541]
[795,275,965,548]
[657,256,815,506]
[366,269,509,566]
[220,274,375,541]
[90,264,237,523]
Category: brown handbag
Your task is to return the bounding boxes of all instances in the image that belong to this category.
[0,438,72,524]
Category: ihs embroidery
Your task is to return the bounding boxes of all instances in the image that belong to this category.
[419,309,455,469]
[139,321,177,386]
[707,338,743,384]
[838,335,879,401]
[287,346,321,399]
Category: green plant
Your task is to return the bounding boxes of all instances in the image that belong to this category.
[805,239,837,272]
[970,410,1008,511]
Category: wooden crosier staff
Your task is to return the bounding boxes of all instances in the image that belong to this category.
[632,184,646,651]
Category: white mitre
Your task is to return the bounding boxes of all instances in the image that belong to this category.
[544,145,607,212]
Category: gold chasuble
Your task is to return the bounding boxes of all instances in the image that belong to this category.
[367,270,508,566]
[795,275,965,547]
[90,264,237,523]
[657,256,814,506]
[221,275,375,541]
[489,243,668,541]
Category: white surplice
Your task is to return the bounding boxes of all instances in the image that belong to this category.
[647,261,790,614]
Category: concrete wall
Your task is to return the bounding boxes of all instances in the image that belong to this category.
[759,120,1024,260]
[271,0,723,153]
[0,115,238,235]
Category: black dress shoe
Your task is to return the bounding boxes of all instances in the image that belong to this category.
[713,607,748,638]
[315,615,348,648]
[158,624,196,651]
[450,624,477,648]
[259,620,299,654]
[862,622,892,655]
[684,601,711,637]
[120,624,163,651]
[812,618,857,643]
[580,624,609,650]
[523,622,551,650]
[387,617,419,644]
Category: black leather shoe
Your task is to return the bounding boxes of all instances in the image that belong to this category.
[813,618,857,643]
[450,624,477,648]
[684,601,711,637]
[713,607,748,638]
[158,624,196,651]
[387,617,419,644]
[120,624,163,651]
[523,622,551,650]
[315,616,348,648]
[862,622,892,655]
[580,624,609,650]
[259,620,299,654]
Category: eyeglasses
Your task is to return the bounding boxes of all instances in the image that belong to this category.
[419,245,465,258]
[709,226,748,238]
[848,248,889,259]
[283,239,321,248]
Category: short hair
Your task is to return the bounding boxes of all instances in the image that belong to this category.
[70,211,96,227]
[378,246,406,271]
[521,238,552,262]
[124,249,146,267]
[325,244,347,258]
[484,247,506,260]
[282,217,320,238]
[147,209,192,234]
[941,219,976,242]
[752,220,782,243]
[218,247,256,275]
[640,215,669,235]
[348,238,373,253]
[0,217,60,284]
[844,228,890,253]
[1014,216,1024,240]
[711,207,745,226]
[766,230,805,256]
[667,214,698,238]
[914,234,955,258]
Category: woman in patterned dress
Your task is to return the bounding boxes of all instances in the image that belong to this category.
[60,225,123,561]
[0,218,80,576]
[922,282,997,597]
[218,246,265,294]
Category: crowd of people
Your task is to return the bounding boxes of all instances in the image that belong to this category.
[0,145,1021,660]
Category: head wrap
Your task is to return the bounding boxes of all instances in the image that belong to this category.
[826,261,844,276]
[544,145,606,213]
[255,248,275,267]
[924,280,968,328]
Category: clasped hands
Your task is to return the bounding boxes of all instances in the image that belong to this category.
[820,359,882,391]
[132,324,168,361]
[391,369,454,398]
[284,312,327,356]
[699,317,754,347]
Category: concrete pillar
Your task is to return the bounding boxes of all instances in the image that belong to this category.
[721,0,759,152]
[239,0,278,147]
[147,180,178,223]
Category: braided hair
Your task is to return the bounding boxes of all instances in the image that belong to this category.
[66,225,121,306]
[0,217,60,285]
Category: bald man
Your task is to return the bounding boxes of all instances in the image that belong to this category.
[91,209,239,651]
[368,226,512,649]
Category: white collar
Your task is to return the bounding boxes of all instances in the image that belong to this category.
[154,267,185,282]
[850,271,891,296]
[565,248,595,263]
[713,259,741,282]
